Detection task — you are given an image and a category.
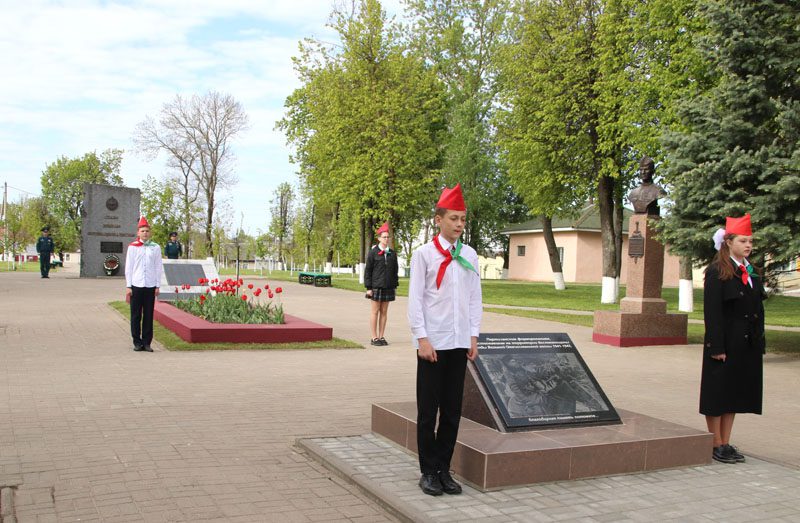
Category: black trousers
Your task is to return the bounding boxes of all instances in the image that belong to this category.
[39,253,51,277]
[416,348,468,475]
[130,286,156,347]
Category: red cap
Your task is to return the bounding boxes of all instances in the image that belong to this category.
[376,222,389,235]
[137,216,150,228]
[725,214,752,236]
[436,183,466,211]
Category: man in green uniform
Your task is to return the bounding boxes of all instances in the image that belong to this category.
[164,232,182,259]
[36,226,55,278]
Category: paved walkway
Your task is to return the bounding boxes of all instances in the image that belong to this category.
[1,269,798,522]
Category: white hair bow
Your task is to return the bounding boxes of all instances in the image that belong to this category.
[712,228,726,251]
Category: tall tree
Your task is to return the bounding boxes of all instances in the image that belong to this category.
[269,182,295,264]
[134,91,249,257]
[660,0,800,284]
[405,0,512,253]
[279,0,446,266]
[140,175,182,249]
[40,149,124,251]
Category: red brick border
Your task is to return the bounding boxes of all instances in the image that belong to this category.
[154,301,333,344]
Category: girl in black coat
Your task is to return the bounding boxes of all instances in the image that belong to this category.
[700,213,765,464]
[365,222,399,346]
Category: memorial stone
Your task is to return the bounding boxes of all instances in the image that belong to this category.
[463,333,620,431]
[80,184,140,278]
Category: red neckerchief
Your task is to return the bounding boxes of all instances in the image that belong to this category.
[129,239,143,247]
[432,235,453,289]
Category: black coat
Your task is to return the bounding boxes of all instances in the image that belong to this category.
[699,261,765,416]
[364,245,399,290]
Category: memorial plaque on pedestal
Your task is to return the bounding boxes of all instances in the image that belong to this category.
[465,333,620,431]
[159,258,221,301]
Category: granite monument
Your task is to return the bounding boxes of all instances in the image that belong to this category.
[80,184,140,278]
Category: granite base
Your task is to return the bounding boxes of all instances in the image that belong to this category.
[372,401,711,491]
[593,310,688,347]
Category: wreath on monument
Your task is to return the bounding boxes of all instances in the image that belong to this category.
[103,254,120,276]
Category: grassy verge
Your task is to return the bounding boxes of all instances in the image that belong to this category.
[210,269,798,327]
[0,261,60,272]
[109,301,362,351]
[484,307,799,355]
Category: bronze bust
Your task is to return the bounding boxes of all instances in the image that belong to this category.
[628,156,667,215]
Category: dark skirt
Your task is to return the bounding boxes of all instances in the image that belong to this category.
[370,288,396,302]
[699,348,763,416]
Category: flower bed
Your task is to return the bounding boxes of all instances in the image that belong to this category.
[156,277,332,343]
[154,301,332,344]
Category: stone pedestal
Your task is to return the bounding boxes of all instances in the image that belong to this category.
[593,214,687,346]
[372,402,711,490]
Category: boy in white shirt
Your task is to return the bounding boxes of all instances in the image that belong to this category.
[125,217,163,352]
[407,183,482,496]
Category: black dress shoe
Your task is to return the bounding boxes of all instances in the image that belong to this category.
[712,446,737,464]
[379,337,388,346]
[133,345,145,351]
[143,345,153,352]
[418,473,443,496]
[370,338,381,346]
[438,471,462,494]
[722,444,745,463]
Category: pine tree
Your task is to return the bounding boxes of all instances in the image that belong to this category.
[660,0,800,280]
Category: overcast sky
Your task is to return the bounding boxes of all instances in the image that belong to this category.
[0,0,402,233]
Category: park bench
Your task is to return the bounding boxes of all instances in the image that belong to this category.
[298,272,332,287]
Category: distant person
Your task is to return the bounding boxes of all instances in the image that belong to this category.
[700,213,765,464]
[36,226,55,278]
[364,222,399,346]
[164,231,182,259]
[125,217,163,353]
[407,183,482,496]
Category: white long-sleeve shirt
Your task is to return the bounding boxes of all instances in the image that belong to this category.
[125,242,163,288]
[407,234,482,350]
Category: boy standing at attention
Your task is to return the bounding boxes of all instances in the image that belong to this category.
[126,217,162,352]
[407,183,482,496]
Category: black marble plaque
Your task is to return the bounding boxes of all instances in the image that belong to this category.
[473,333,620,430]
[100,241,123,253]
[163,263,206,286]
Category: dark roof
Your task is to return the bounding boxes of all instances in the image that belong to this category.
[501,204,634,234]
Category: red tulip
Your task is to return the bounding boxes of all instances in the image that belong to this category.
[206,288,211,294]
[264,284,270,290]
[247,283,254,289]
[268,291,274,299]
[254,288,262,296]
[238,278,244,285]
[242,295,248,301]
[174,287,179,293]
[200,295,206,302]
[276,287,282,294]
[198,278,204,284]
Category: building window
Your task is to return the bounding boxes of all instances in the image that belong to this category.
[517,245,526,257]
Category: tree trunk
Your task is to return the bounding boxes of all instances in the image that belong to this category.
[613,190,624,301]
[679,255,694,312]
[542,215,566,290]
[597,175,617,303]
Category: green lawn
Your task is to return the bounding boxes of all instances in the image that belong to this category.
[0,261,51,272]
[109,301,362,351]
[484,306,800,355]
[247,270,797,328]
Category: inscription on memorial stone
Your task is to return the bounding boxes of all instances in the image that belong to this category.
[473,333,620,429]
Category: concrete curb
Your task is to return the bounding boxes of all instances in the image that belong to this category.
[297,437,431,523]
